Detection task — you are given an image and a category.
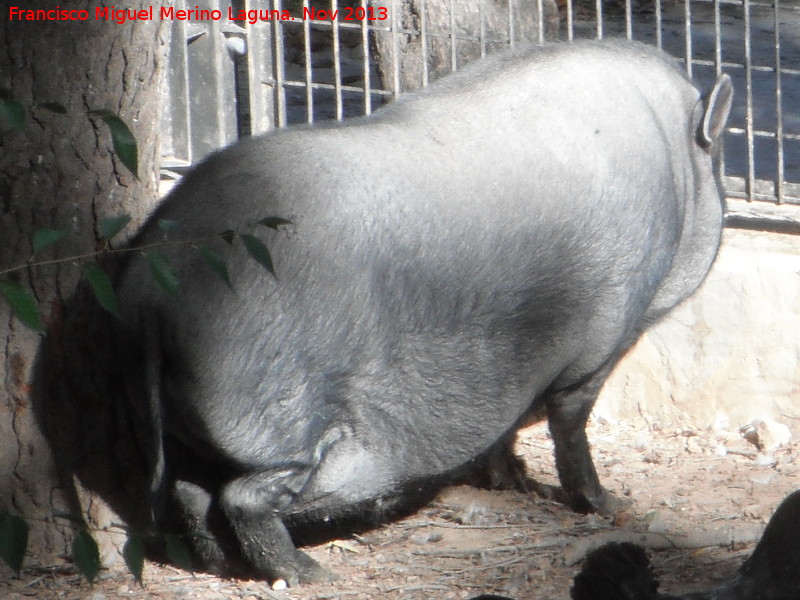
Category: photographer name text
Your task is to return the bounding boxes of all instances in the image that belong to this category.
[8,5,388,24]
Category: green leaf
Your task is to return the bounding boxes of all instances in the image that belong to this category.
[198,245,233,290]
[123,534,145,584]
[0,514,28,575]
[89,110,138,178]
[257,216,293,230]
[165,534,192,572]
[81,262,120,317]
[157,219,180,234]
[99,214,132,241]
[240,234,276,277]
[147,252,180,298]
[38,102,68,114]
[0,280,43,332]
[32,228,68,253]
[218,230,236,245]
[71,529,101,582]
[0,90,26,132]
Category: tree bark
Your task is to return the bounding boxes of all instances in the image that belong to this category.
[1,2,164,573]
[371,0,560,93]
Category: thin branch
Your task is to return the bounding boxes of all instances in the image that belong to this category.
[0,234,223,278]
[563,525,765,566]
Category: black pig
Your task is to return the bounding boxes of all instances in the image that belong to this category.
[111,39,733,584]
[571,490,800,600]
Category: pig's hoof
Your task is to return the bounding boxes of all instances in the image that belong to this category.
[520,478,565,502]
[272,551,338,587]
[297,552,338,585]
[569,488,631,516]
[469,445,529,490]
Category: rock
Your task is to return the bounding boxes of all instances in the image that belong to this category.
[741,418,792,452]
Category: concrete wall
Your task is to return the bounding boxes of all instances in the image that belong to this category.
[596,227,800,433]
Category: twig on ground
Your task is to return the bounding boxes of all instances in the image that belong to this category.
[381,583,452,593]
[564,525,765,565]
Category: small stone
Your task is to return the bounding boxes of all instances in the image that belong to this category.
[757,419,792,452]
[754,453,776,468]
[647,510,670,534]
[741,419,792,452]
[272,579,288,591]
[633,435,650,452]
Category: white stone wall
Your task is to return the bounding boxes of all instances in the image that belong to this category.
[597,228,800,434]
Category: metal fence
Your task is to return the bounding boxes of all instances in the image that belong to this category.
[161,0,800,220]
[563,0,800,213]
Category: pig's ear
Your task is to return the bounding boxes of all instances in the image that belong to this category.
[697,73,733,151]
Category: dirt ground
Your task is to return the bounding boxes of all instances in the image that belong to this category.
[3,415,798,600]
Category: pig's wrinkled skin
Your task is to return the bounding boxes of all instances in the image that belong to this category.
[112,39,733,584]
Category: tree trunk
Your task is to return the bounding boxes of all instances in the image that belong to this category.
[371,0,560,93]
[0,2,164,573]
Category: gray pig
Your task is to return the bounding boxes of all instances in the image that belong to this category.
[113,39,732,585]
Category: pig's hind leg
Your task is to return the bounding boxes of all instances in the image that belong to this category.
[167,470,330,585]
[546,364,628,515]
[219,466,335,586]
[171,479,239,574]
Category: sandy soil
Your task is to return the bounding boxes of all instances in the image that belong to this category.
[3,415,798,600]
